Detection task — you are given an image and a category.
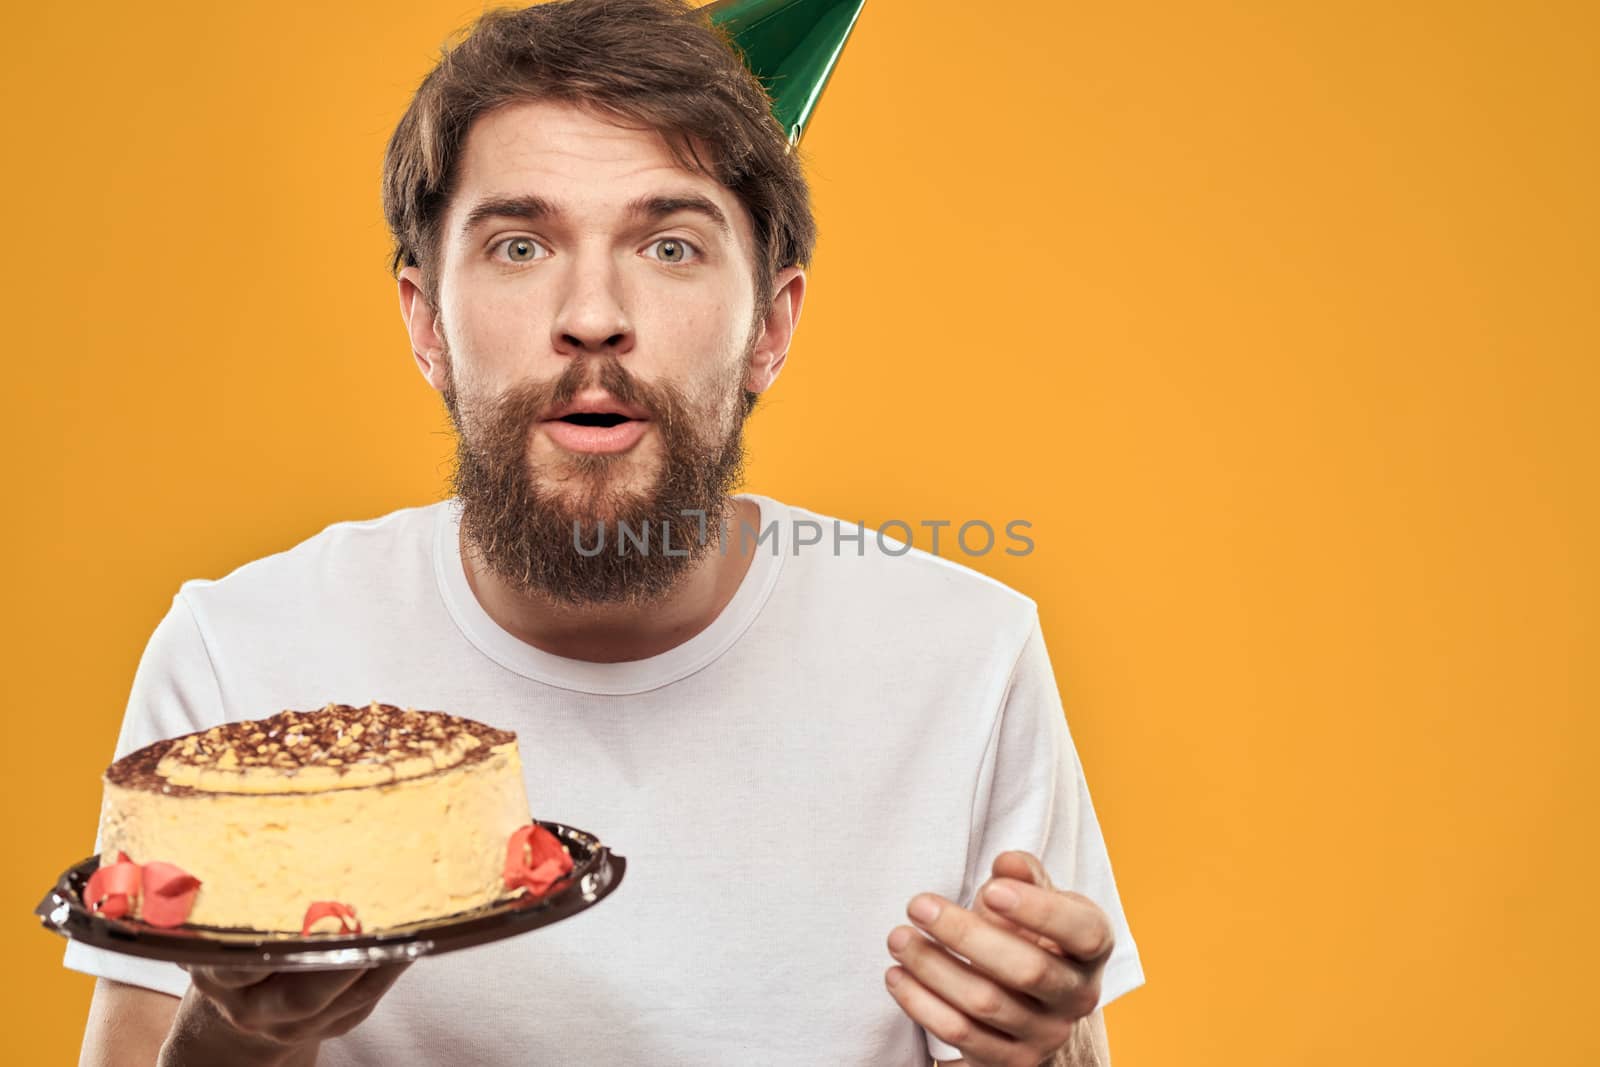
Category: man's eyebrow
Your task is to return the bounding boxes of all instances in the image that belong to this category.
[628,194,731,239]
[458,192,732,241]
[459,194,557,238]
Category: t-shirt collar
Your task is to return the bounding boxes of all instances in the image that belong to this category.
[433,493,787,694]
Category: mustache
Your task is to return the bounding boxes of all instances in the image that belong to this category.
[479,356,672,436]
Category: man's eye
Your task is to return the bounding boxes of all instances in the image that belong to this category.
[646,238,699,264]
[494,238,547,263]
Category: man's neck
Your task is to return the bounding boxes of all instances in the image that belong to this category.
[458,496,761,664]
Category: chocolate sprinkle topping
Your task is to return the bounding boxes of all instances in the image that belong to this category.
[105,702,517,797]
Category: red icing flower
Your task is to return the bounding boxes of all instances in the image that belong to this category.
[503,823,574,898]
[302,901,362,936]
[84,851,142,919]
[139,862,203,928]
[84,852,203,926]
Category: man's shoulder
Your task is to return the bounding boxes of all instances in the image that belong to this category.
[762,495,1040,633]
[176,500,446,618]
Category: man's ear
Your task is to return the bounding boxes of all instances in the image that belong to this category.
[398,265,449,392]
[745,265,807,397]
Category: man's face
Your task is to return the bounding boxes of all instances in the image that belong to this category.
[398,99,792,605]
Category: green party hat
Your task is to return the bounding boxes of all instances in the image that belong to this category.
[699,0,868,148]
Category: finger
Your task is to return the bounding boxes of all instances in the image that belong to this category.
[187,964,276,991]
[980,880,1116,969]
[884,964,1027,1064]
[981,851,1060,945]
[327,962,411,1013]
[256,962,413,1045]
[314,992,385,1041]
[312,964,413,1039]
[229,967,372,1029]
[972,878,1068,958]
[907,894,1087,1011]
[186,965,278,1027]
[991,850,1056,892]
[887,925,1047,1039]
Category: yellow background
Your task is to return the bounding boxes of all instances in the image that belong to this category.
[4,1,1595,1062]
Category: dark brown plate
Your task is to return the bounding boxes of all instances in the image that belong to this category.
[35,821,625,970]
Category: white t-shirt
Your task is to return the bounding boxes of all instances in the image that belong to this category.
[64,493,1145,1064]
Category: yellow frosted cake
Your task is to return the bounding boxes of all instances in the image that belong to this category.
[88,702,560,934]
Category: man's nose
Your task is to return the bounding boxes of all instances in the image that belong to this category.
[551,251,634,358]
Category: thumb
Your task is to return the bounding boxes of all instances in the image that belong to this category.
[991,849,1056,893]
[971,874,1030,939]
[977,851,1067,958]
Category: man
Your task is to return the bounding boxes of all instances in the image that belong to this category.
[67,2,1144,1064]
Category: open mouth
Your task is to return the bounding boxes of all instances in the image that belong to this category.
[555,412,634,428]
[539,402,650,454]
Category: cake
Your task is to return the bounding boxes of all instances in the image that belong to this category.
[85,701,573,934]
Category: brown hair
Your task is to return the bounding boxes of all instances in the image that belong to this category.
[381,0,817,319]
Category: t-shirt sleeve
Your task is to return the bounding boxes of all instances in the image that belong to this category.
[925,612,1146,1063]
[61,587,225,998]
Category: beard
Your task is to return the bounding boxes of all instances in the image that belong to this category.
[441,339,753,608]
